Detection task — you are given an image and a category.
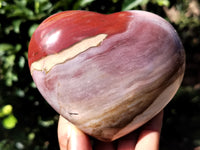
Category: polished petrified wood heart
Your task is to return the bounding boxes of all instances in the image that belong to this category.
[28,10,185,141]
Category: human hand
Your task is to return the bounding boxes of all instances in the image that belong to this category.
[58,110,163,150]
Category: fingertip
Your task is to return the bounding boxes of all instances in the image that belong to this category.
[58,116,71,150]
[58,115,92,150]
[69,124,92,150]
[135,111,164,150]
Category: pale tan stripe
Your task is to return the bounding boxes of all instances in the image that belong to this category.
[31,34,108,74]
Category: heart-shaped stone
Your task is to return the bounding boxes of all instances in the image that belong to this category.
[28,10,185,141]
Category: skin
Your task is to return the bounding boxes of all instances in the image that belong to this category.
[58,110,163,150]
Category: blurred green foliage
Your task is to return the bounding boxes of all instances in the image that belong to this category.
[0,0,199,149]
[0,105,18,129]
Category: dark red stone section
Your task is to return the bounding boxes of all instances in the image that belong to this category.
[28,10,131,67]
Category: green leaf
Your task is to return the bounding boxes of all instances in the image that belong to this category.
[18,56,25,68]
[155,0,170,7]
[15,44,22,52]
[39,117,55,127]
[5,71,18,86]
[2,114,18,129]
[14,0,27,7]
[28,132,35,141]
[4,54,15,69]
[80,0,95,7]
[28,24,39,37]
[2,105,13,115]
[15,89,25,97]
[73,0,95,9]
[122,0,148,10]
[34,0,40,14]
[7,5,34,18]
[39,1,52,12]
[12,19,23,33]
[30,82,36,88]
[0,43,14,53]
[0,43,21,56]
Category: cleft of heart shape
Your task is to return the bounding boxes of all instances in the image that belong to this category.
[28,10,185,141]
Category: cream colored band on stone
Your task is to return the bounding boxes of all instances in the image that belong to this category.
[31,33,108,74]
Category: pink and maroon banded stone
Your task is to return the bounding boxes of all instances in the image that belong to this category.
[28,10,185,141]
